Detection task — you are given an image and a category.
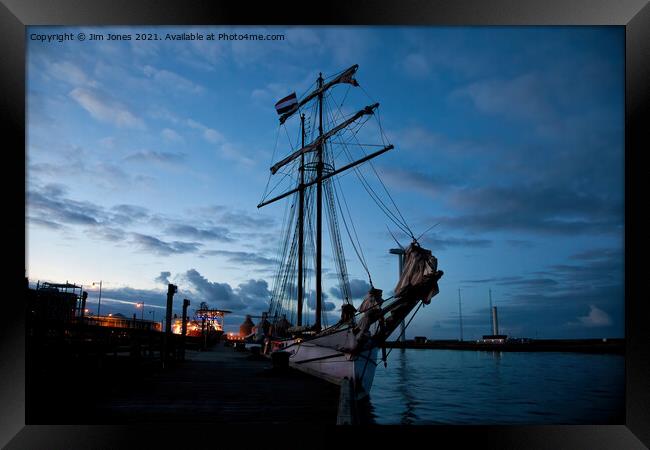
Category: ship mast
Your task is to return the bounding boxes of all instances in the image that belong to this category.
[297,114,305,326]
[315,73,324,331]
[258,65,395,331]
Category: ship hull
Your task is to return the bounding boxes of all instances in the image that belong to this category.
[273,327,380,399]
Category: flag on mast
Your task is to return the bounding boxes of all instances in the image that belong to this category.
[275,92,298,115]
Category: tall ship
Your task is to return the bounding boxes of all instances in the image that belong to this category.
[256,64,444,399]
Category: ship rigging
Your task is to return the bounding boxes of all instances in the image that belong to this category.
[256,64,443,397]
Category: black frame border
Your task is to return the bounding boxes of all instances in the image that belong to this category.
[3,0,649,448]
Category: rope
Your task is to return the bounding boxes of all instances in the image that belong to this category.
[324,94,415,237]
[384,301,423,360]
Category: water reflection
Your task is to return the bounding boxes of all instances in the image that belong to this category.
[397,349,417,424]
[368,349,624,425]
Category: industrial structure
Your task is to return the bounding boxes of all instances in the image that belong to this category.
[389,247,406,342]
[480,301,508,344]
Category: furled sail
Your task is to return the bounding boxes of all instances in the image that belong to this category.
[394,243,443,304]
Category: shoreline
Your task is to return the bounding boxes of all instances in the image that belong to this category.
[383,338,624,354]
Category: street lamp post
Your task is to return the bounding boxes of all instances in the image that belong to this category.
[136,301,145,320]
[92,281,103,317]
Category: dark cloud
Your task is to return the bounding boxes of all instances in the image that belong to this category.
[384,229,491,251]
[381,166,457,199]
[155,271,172,285]
[28,183,104,226]
[420,234,492,250]
[86,226,127,242]
[305,290,335,312]
[451,247,623,339]
[219,211,276,229]
[27,216,64,230]
[451,72,555,123]
[505,239,534,248]
[460,276,522,285]
[202,250,277,268]
[432,184,622,236]
[131,233,202,256]
[329,278,372,300]
[110,204,150,225]
[569,248,621,261]
[91,286,168,310]
[184,268,237,305]
[182,269,270,312]
[165,224,233,242]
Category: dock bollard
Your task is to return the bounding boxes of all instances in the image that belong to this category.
[271,351,289,370]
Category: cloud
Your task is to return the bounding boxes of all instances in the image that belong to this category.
[161,128,183,142]
[329,278,371,300]
[433,184,622,236]
[28,183,104,226]
[569,248,620,261]
[155,271,172,285]
[165,224,233,243]
[86,226,126,242]
[451,73,554,122]
[217,142,257,167]
[218,210,276,229]
[110,204,150,225]
[27,182,257,258]
[69,87,145,129]
[124,150,186,165]
[182,269,270,312]
[142,65,204,94]
[251,82,291,106]
[131,233,202,256]
[420,234,492,250]
[460,276,523,285]
[401,53,431,78]
[202,250,277,268]
[186,119,224,144]
[27,216,64,230]
[381,167,454,199]
[506,239,535,248]
[47,61,96,87]
[305,290,335,312]
[573,305,612,327]
[91,286,168,311]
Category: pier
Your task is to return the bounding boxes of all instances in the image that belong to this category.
[26,281,352,425]
[28,340,342,424]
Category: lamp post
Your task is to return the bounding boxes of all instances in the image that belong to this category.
[92,281,103,317]
[136,301,145,320]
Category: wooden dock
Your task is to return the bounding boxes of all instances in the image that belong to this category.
[89,343,342,424]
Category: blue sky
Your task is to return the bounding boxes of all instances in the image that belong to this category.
[26,26,624,339]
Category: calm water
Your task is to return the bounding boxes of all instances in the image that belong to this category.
[364,349,624,424]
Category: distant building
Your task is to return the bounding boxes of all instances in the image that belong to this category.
[27,282,83,323]
[84,315,162,331]
[414,336,427,344]
[480,334,508,344]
